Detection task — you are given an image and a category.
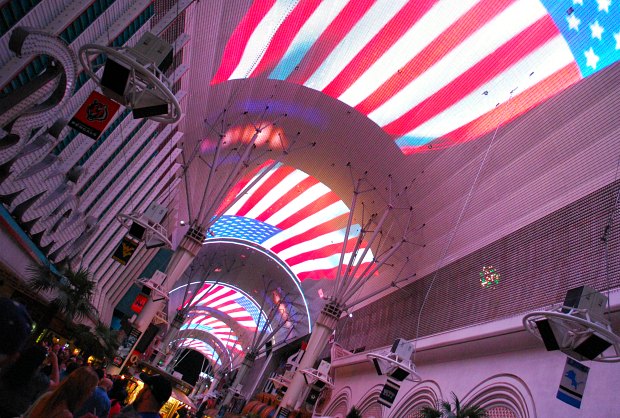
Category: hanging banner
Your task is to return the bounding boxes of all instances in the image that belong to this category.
[557,357,589,408]
[112,236,139,265]
[378,377,400,408]
[113,327,143,367]
[69,90,120,139]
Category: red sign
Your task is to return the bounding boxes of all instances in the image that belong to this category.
[69,90,120,139]
[131,293,149,314]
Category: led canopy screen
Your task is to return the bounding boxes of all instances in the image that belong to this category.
[181,315,243,352]
[210,162,373,281]
[185,282,265,329]
[175,338,222,365]
[181,283,267,352]
[212,0,620,154]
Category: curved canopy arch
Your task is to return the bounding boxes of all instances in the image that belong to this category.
[181,311,245,353]
[175,328,235,368]
[173,337,223,366]
[171,282,268,352]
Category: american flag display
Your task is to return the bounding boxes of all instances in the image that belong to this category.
[210,162,374,281]
[181,316,243,352]
[212,0,620,154]
[175,338,222,365]
[181,282,267,352]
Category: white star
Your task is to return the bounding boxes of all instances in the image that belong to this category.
[590,21,604,40]
[573,0,583,4]
[596,0,612,13]
[614,32,620,50]
[584,47,599,69]
[567,14,581,31]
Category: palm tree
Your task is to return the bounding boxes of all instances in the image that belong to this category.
[70,321,120,359]
[420,393,487,418]
[28,263,120,361]
[346,407,362,418]
[27,262,97,333]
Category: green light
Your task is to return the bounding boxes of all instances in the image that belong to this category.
[480,265,500,288]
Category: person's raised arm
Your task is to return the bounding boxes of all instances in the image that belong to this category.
[47,351,60,388]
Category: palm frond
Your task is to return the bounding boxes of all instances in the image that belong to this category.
[27,263,58,293]
[452,392,461,414]
[420,406,442,418]
[430,393,487,418]
[67,268,96,296]
[441,400,453,414]
[460,405,487,418]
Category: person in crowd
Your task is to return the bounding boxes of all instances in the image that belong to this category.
[116,374,172,418]
[42,343,62,376]
[75,376,113,418]
[58,351,69,377]
[0,344,59,417]
[0,297,33,369]
[108,378,129,418]
[23,366,99,418]
[62,359,80,380]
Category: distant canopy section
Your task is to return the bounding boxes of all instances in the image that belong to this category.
[211,0,620,153]
[209,162,374,281]
[175,338,223,365]
[181,314,244,352]
[178,282,269,352]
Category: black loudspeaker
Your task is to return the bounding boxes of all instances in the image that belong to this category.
[305,380,325,406]
[563,286,587,311]
[305,388,321,406]
[145,237,166,249]
[535,319,560,351]
[135,323,159,353]
[101,59,130,102]
[132,102,168,118]
[574,333,612,360]
[132,92,168,119]
[390,367,409,382]
[159,49,173,72]
[128,222,146,240]
[372,358,383,375]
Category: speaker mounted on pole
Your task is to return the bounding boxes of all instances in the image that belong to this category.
[523,286,620,362]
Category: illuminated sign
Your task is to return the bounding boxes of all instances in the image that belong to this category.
[131,293,149,314]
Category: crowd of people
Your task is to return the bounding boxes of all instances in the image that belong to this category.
[0,297,172,418]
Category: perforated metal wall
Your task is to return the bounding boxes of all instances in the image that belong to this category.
[487,406,518,418]
[337,179,620,351]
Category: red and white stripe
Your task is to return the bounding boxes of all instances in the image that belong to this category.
[186,284,259,329]
[183,315,244,352]
[176,338,222,364]
[222,163,374,281]
[212,0,581,153]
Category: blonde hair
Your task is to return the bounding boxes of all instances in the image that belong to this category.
[28,366,98,417]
